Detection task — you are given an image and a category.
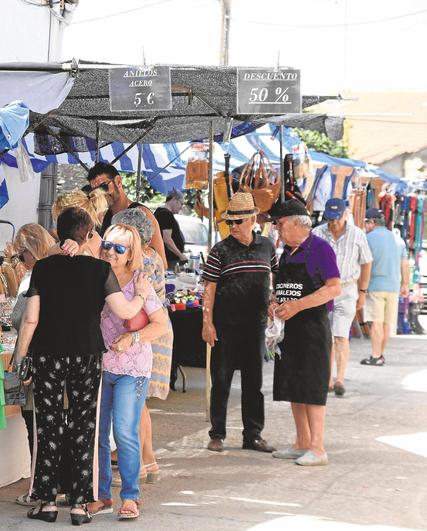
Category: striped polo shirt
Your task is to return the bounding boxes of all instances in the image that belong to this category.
[312,222,372,284]
[203,233,278,328]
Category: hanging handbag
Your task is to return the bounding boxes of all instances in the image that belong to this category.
[4,370,26,406]
[123,308,149,333]
[239,151,281,213]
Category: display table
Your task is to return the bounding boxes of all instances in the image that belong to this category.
[168,307,206,391]
[0,351,31,487]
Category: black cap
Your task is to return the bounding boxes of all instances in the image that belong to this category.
[365,208,383,220]
[268,199,309,219]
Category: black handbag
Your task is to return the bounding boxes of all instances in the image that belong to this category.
[18,356,32,381]
[4,370,26,406]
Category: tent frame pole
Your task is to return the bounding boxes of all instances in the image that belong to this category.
[206,120,214,421]
[279,125,285,202]
[110,121,156,164]
[136,143,142,202]
[95,121,100,163]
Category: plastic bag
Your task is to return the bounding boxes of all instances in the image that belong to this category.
[265,311,285,361]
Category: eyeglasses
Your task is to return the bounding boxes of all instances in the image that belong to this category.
[225,219,244,226]
[101,240,129,254]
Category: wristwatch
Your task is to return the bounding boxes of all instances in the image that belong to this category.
[359,288,368,293]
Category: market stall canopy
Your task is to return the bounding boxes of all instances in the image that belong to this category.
[0,61,344,153]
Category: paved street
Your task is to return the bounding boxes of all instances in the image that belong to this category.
[1,331,427,530]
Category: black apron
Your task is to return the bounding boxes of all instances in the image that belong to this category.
[273,237,331,405]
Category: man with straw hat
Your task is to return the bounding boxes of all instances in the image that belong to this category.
[202,192,278,453]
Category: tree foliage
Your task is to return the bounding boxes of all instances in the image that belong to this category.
[294,128,349,158]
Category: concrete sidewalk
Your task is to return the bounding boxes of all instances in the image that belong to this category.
[1,333,427,530]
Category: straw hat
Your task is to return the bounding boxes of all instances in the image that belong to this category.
[222,192,260,220]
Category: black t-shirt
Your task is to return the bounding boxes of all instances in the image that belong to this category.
[154,207,185,262]
[100,202,143,237]
[26,255,121,355]
[202,233,279,328]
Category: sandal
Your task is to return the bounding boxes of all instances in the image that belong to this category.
[88,498,113,516]
[70,504,91,526]
[118,499,140,520]
[142,462,160,483]
[27,501,58,523]
[360,355,385,366]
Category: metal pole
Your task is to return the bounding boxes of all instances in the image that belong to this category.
[95,121,100,163]
[206,120,214,421]
[208,121,214,251]
[219,0,232,66]
[279,125,285,202]
[136,143,143,202]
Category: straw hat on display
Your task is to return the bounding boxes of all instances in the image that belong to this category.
[222,192,260,220]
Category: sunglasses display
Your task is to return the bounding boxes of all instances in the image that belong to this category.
[101,240,129,254]
[225,219,244,226]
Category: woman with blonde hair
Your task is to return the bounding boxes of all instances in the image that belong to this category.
[51,189,108,257]
[111,208,173,483]
[11,224,56,506]
[89,223,167,520]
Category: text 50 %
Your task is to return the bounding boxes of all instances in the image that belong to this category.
[248,87,290,104]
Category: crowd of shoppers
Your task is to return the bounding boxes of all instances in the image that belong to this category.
[6,161,410,525]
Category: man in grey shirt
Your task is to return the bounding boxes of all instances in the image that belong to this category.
[313,198,372,396]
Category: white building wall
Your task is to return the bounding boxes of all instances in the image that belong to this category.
[0,0,71,240]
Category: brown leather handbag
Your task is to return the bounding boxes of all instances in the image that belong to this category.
[239,151,281,213]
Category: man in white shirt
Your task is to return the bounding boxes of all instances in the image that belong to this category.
[313,198,372,396]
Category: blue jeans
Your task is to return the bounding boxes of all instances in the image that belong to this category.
[98,371,149,501]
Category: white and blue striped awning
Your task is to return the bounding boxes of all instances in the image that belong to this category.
[0,124,403,195]
[0,125,303,194]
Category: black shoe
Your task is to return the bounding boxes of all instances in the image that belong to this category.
[242,438,276,453]
[334,381,346,396]
[70,504,92,526]
[360,355,385,366]
[207,438,224,452]
[27,502,58,523]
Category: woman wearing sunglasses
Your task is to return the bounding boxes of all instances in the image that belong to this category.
[90,223,167,520]
[111,208,173,484]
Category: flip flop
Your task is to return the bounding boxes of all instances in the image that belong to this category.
[88,499,113,516]
[118,500,140,520]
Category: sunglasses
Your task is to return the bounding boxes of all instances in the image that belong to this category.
[101,240,129,254]
[92,182,111,193]
[225,219,244,226]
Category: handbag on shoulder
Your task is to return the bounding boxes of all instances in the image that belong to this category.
[124,309,149,333]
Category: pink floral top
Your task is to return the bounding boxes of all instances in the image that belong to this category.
[101,272,162,378]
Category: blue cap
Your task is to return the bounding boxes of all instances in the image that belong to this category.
[324,198,346,220]
[365,208,383,220]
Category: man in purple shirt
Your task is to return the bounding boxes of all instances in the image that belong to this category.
[269,200,341,466]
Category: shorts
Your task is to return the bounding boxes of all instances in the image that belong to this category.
[329,282,358,337]
[364,291,399,328]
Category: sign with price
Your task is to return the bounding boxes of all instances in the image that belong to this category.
[108,66,172,112]
[237,68,301,114]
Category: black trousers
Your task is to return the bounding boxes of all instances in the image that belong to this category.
[21,408,71,495]
[31,353,102,504]
[209,324,265,442]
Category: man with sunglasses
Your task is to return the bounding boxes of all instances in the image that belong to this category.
[202,192,278,453]
[86,162,167,268]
